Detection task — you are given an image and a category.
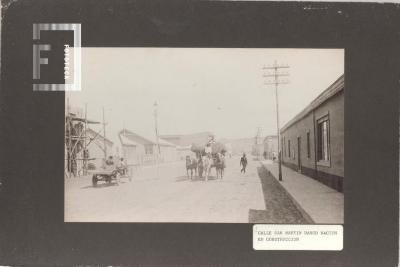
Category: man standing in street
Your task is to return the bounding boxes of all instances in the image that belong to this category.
[240,153,247,174]
[205,143,212,156]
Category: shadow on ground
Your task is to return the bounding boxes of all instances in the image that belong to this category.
[175,175,221,182]
[81,182,120,189]
[248,166,311,224]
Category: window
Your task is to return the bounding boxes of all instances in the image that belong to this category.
[307,131,310,158]
[288,140,291,158]
[145,144,154,155]
[317,117,330,162]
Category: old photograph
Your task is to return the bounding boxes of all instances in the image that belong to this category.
[64,48,344,223]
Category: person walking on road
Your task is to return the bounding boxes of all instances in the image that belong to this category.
[240,153,247,174]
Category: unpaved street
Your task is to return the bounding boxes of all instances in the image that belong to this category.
[65,157,307,223]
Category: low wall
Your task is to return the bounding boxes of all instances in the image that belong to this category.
[282,162,343,193]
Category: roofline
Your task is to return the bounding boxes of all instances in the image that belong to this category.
[119,129,155,144]
[118,132,137,147]
[159,131,214,138]
[280,74,344,133]
[119,129,176,147]
[159,134,183,138]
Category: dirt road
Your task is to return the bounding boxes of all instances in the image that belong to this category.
[65,156,307,223]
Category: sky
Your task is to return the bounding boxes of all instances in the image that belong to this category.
[66,48,344,145]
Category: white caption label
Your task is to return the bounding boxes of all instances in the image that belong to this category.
[253,224,343,251]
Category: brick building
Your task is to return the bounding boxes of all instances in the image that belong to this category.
[280,75,344,192]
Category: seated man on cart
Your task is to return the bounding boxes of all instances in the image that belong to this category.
[104,156,115,168]
[117,157,128,176]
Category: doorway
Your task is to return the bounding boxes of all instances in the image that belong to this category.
[297,136,301,172]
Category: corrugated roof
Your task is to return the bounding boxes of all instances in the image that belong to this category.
[280,75,344,133]
[119,129,176,147]
[119,134,139,146]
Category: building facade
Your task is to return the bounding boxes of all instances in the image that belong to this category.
[280,75,344,192]
[119,129,178,165]
[86,128,114,169]
[263,135,278,160]
[252,135,264,158]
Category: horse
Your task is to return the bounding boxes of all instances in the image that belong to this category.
[202,154,214,182]
[185,156,198,180]
[214,153,226,179]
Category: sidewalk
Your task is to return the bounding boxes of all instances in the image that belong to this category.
[260,160,344,224]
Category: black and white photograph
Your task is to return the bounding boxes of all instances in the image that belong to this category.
[64,48,344,223]
[1,0,400,266]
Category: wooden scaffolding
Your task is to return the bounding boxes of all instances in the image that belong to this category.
[65,99,104,178]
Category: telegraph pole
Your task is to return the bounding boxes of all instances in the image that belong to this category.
[153,101,160,154]
[102,106,107,159]
[83,103,88,175]
[154,101,160,177]
[263,60,289,181]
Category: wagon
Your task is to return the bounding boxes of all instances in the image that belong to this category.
[90,168,120,187]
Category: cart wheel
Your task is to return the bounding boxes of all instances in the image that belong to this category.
[92,175,98,187]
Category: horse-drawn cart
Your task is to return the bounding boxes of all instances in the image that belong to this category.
[189,141,227,180]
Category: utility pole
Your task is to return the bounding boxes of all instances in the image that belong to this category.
[263,60,289,181]
[153,101,161,154]
[153,101,160,177]
[102,107,107,160]
[83,103,88,175]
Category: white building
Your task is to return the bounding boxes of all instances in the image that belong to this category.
[119,129,178,166]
